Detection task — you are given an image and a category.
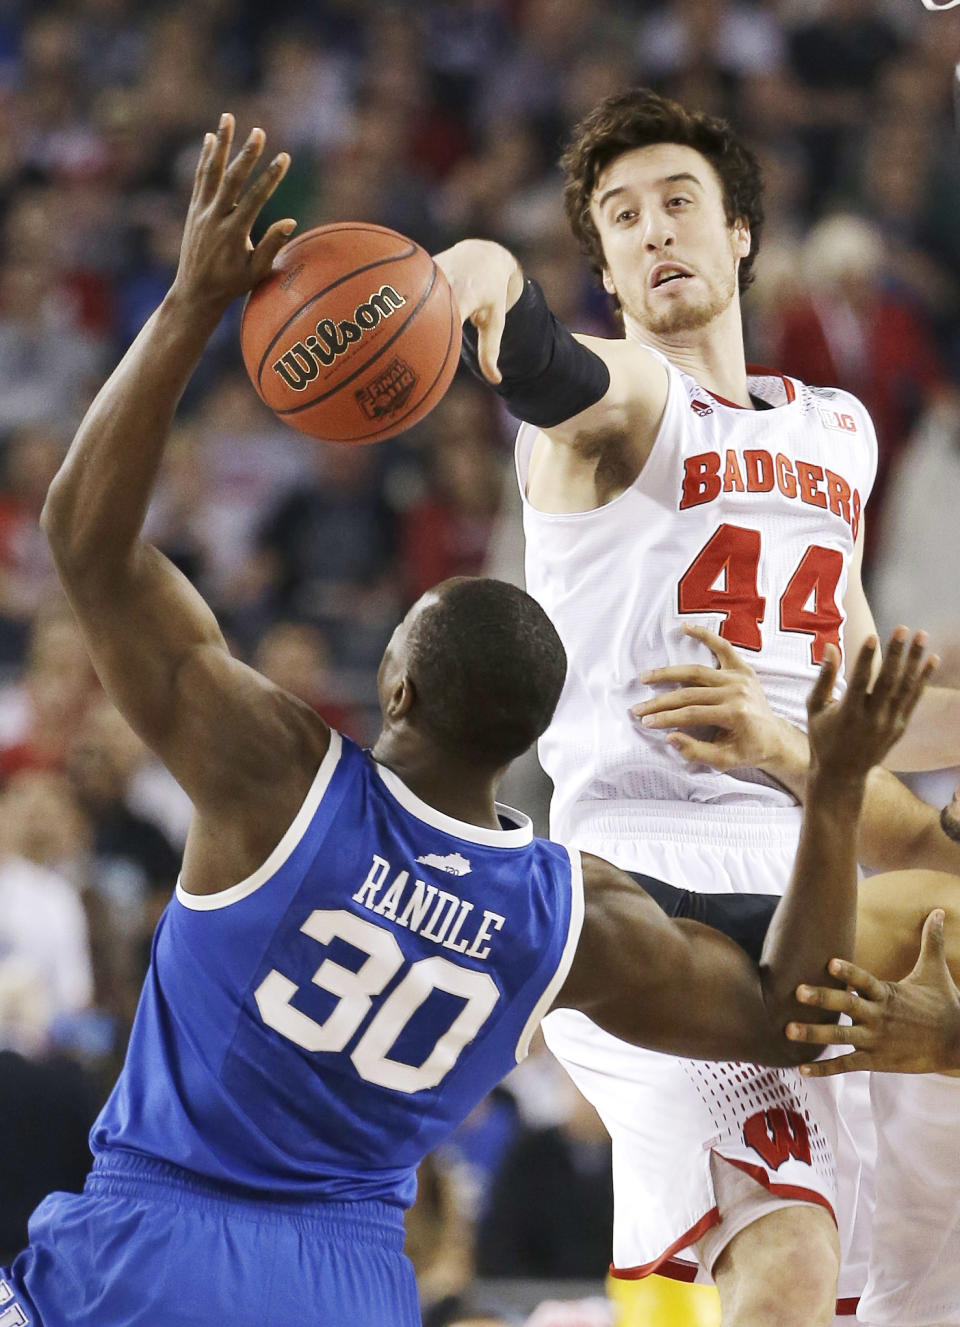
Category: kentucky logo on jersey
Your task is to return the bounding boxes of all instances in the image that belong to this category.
[416,851,472,876]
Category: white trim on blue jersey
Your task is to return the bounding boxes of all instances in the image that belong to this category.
[374,759,533,847]
[175,730,344,912]
[514,845,585,1062]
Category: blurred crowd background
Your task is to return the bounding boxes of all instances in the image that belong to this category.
[3,0,960,1322]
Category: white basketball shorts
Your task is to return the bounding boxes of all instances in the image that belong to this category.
[545,802,870,1311]
[857,1072,960,1326]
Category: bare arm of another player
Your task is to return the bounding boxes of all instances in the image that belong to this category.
[553,633,934,1065]
[40,118,327,848]
[433,241,668,506]
[844,518,960,772]
[634,623,960,876]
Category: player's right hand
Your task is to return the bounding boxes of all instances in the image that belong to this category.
[433,239,525,383]
[171,113,297,317]
[805,628,936,784]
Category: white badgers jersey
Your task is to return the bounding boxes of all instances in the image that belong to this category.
[517,353,878,841]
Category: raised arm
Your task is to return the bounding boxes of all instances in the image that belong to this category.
[41,117,328,888]
[555,632,935,1065]
[434,240,668,507]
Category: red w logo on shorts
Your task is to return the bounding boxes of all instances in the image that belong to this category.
[743,1108,812,1170]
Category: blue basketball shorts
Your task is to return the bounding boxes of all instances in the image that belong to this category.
[1,1151,421,1326]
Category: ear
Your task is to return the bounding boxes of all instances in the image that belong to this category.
[733,220,751,262]
[602,268,616,296]
[386,673,416,721]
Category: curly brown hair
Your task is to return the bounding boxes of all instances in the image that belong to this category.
[561,88,765,296]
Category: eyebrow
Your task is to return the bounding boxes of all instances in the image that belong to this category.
[595,172,703,212]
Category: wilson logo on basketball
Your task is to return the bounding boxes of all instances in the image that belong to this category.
[271,285,407,391]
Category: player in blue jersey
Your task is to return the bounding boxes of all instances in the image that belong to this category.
[0,115,942,1327]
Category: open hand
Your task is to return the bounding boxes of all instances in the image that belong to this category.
[631,623,792,770]
[806,628,936,785]
[172,113,296,317]
[787,910,960,1075]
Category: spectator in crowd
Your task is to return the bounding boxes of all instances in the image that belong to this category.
[0,770,93,1058]
[768,212,949,562]
[0,608,99,779]
[476,1079,613,1282]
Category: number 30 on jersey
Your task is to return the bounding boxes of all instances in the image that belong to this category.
[678,522,843,663]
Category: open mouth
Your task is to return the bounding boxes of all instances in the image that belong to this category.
[651,266,693,288]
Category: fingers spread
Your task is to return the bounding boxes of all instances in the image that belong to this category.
[220,127,267,211]
[807,641,841,715]
[794,983,865,1018]
[826,957,889,1002]
[664,733,734,767]
[682,623,746,669]
[237,152,291,229]
[199,112,235,205]
[640,665,727,688]
[799,1052,865,1078]
[846,635,878,702]
[869,625,907,706]
[633,685,732,718]
[913,908,948,977]
[251,217,298,285]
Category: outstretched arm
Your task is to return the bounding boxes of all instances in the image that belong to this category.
[41,116,323,818]
[555,632,935,1065]
[434,241,668,506]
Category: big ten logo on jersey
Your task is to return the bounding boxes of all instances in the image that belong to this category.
[818,407,857,434]
[743,1107,812,1171]
[252,854,508,1095]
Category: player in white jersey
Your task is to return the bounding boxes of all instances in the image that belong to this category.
[637,624,960,1327]
[437,88,960,1327]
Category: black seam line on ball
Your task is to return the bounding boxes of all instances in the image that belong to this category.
[334,277,458,441]
[254,241,418,385]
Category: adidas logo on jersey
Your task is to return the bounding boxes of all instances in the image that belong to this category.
[416,851,472,876]
[691,398,714,417]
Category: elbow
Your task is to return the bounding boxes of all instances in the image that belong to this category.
[40,472,74,550]
[40,476,102,583]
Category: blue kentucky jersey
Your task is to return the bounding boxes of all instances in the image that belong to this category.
[92,732,583,1207]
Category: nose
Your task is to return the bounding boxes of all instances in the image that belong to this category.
[642,210,676,252]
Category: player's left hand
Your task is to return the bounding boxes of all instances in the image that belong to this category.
[806,628,936,784]
[171,112,297,317]
[630,623,795,770]
[787,909,960,1075]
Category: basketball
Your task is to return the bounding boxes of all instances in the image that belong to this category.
[240,222,461,444]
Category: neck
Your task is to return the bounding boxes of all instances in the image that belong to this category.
[371,731,503,831]
[625,296,751,407]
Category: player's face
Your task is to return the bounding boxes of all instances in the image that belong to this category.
[941,787,960,842]
[590,143,750,337]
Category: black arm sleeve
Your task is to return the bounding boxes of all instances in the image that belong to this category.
[460,278,610,428]
[628,871,780,966]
